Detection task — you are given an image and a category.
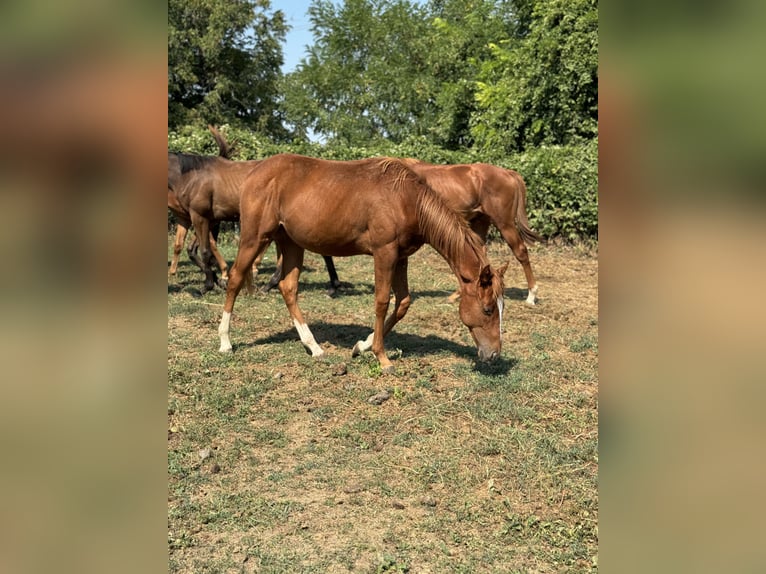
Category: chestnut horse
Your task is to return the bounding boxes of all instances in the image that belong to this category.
[404,160,543,305]
[168,128,342,294]
[218,154,508,372]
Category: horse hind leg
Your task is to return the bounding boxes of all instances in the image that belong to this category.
[499,225,538,305]
[323,256,342,297]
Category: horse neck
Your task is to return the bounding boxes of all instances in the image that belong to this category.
[416,187,486,280]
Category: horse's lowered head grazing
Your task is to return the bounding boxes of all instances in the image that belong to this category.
[457,262,509,362]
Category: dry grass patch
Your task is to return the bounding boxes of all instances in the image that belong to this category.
[168,238,598,573]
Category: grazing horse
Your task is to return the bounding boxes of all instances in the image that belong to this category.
[168,127,342,294]
[403,160,543,305]
[218,154,508,373]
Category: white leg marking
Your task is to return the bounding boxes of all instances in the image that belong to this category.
[219,311,233,353]
[526,284,538,306]
[293,319,324,357]
[352,332,375,356]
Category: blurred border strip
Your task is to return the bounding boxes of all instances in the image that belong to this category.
[601,0,766,572]
[0,2,167,574]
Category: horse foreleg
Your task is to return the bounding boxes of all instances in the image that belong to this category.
[186,234,203,270]
[190,213,218,292]
[169,223,188,275]
[262,241,282,292]
[353,250,397,373]
[383,258,411,337]
[277,240,324,357]
[241,242,266,296]
[207,230,229,282]
[352,258,410,365]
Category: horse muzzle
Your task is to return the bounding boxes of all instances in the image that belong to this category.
[477,347,500,362]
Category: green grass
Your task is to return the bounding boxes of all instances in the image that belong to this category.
[168,235,598,573]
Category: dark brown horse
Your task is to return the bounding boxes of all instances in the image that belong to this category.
[168,126,233,283]
[168,127,341,293]
[167,190,228,279]
[218,154,508,372]
[403,160,543,305]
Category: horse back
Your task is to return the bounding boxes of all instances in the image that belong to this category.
[410,162,482,217]
[240,154,421,256]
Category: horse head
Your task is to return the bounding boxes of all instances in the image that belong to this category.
[458,262,509,361]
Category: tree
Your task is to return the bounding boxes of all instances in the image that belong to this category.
[471,0,598,153]
[424,0,513,149]
[168,0,288,136]
[281,0,432,145]
[280,0,554,150]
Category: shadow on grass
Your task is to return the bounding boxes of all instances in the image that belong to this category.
[259,280,372,297]
[168,261,374,298]
[169,261,529,302]
[233,321,516,373]
[411,286,531,302]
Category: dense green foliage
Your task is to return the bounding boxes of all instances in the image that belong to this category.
[471,0,598,153]
[167,0,598,241]
[168,0,289,136]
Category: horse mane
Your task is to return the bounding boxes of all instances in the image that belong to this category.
[168,126,232,175]
[374,158,492,283]
[416,187,487,264]
[173,152,218,175]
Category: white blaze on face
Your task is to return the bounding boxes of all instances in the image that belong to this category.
[497,296,504,334]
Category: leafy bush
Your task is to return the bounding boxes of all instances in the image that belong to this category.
[503,138,598,241]
[168,127,597,242]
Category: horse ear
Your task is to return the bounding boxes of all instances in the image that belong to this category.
[497,261,510,278]
[479,264,493,287]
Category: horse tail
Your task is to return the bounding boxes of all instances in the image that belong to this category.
[208,125,233,159]
[508,169,544,244]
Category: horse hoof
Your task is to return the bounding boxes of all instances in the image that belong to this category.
[351,342,362,357]
[382,365,395,375]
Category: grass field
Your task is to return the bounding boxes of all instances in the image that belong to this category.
[168,236,598,573]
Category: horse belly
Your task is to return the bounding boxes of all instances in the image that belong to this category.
[280,213,372,257]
